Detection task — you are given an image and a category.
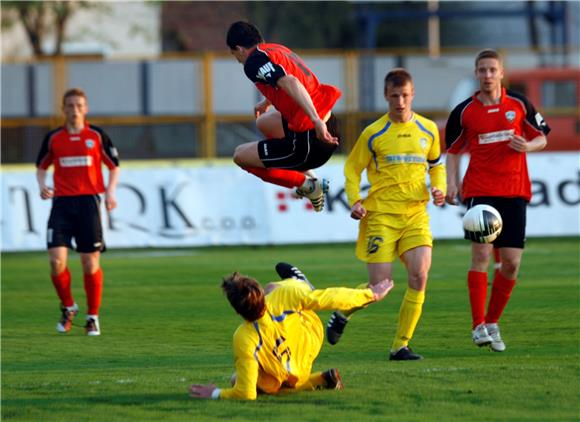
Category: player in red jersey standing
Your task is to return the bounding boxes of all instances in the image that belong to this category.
[445,50,549,352]
[36,88,120,336]
[226,21,341,212]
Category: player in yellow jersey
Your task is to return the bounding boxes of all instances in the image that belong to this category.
[326,68,446,361]
[189,263,393,400]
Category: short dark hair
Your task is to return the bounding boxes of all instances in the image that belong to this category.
[475,49,503,67]
[226,21,264,49]
[62,87,86,105]
[384,68,413,94]
[221,272,266,322]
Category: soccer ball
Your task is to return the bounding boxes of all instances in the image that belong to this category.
[462,204,503,244]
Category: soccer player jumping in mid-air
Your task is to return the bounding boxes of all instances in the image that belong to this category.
[226,21,341,212]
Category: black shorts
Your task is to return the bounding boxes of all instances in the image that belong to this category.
[47,195,105,253]
[464,197,527,249]
[257,114,339,171]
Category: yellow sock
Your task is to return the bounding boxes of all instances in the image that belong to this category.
[391,288,425,352]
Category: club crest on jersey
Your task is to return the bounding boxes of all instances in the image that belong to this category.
[85,139,95,149]
[505,111,516,123]
[419,138,428,150]
[256,62,275,81]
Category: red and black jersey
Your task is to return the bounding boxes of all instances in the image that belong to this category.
[36,122,119,197]
[445,88,550,201]
[243,43,341,132]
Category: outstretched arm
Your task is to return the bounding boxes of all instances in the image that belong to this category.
[301,278,394,312]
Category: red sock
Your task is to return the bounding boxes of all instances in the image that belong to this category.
[467,271,488,329]
[243,166,306,189]
[84,268,103,316]
[51,268,74,307]
[485,272,516,324]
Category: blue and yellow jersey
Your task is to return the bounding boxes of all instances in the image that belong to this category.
[344,113,446,214]
[219,279,375,400]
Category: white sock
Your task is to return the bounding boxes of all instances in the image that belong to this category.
[87,314,99,321]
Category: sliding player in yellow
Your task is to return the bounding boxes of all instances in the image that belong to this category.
[189,263,393,400]
[326,69,446,360]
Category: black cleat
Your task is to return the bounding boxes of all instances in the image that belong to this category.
[326,311,349,345]
[389,347,423,361]
[321,368,343,390]
[275,262,314,289]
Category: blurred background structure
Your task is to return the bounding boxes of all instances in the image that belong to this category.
[2,0,579,163]
[1,1,579,252]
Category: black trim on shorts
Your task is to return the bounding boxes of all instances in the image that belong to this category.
[257,114,339,171]
[47,195,106,253]
[464,197,527,249]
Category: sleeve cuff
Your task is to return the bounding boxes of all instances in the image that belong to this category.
[211,388,221,399]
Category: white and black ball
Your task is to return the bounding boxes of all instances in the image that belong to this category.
[462,204,503,244]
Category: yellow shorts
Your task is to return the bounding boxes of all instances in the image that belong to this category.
[355,208,433,263]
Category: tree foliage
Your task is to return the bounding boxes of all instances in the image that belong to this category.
[1,1,103,56]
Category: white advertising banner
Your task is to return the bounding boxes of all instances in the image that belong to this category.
[1,152,578,252]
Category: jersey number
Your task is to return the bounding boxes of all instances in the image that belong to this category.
[272,336,291,363]
[367,236,384,255]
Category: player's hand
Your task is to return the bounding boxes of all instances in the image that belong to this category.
[40,185,54,200]
[254,100,271,118]
[431,187,445,207]
[189,384,217,399]
[314,119,339,146]
[105,191,117,211]
[350,201,367,220]
[370,278,394,302]
[445,184,459,205]
[508,134,529,152]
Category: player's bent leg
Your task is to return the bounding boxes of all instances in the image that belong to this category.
[256,110,284,138]
[327,263,392,346]
[275,262,314,289]
[233,142,264,168]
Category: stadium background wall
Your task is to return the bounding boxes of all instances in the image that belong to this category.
[1,49,579,164]
[1,153,578,252]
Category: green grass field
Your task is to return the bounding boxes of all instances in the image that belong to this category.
[2,238,579,421]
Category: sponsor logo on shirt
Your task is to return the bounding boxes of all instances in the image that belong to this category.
[85,139,95,149]
[386,154,426,164]
[70,136,81,141]
[397,133,411,138]
[478,129,515,144]
[256,62,275,81]
[59,156,93,167]
[505,110,516,122]
[487,108,500,113]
